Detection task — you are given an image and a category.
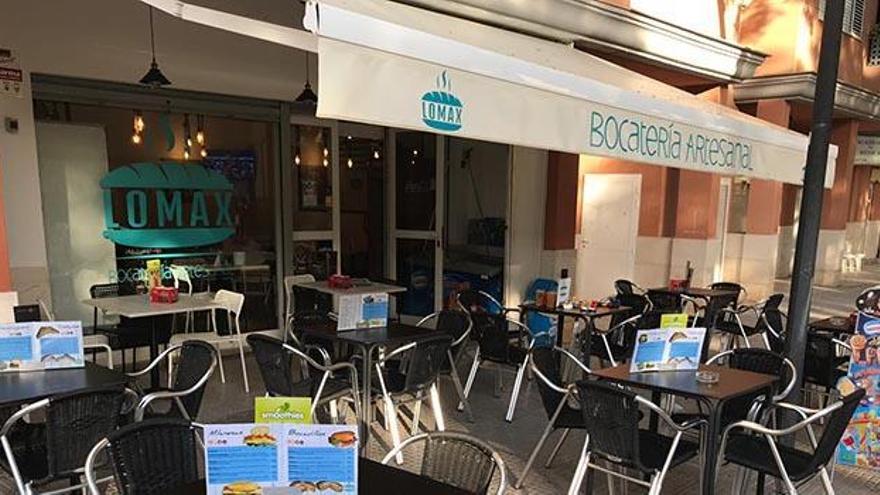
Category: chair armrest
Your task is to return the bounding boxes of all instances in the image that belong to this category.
[634,395,706,432]
[126,344,183,378]
[304,344,332,366]
[596,314,641,336]
[832,338,852,352]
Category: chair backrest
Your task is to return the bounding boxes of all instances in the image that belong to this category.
[169,265,193,295]
[429,310,471,345]
[710,348,793,422]
[614,279,637,296]
[457,289,503,315]
[401,334,453,394]
[247,333,301,397]
[284,274,316,317]
[575,380,646,471]
[646,290,681,313]
[710,282,745,301]
[703,292,739,328]
[530,347,566,419]
[90,283,121,299]
[106,418,201,494]
[382,432,506,495]
[45,386,126,478]
[13,304,41,322]
[474,313,515,362]
[757,294,786,353]
[807,389,866,473]
[170,340,217,419]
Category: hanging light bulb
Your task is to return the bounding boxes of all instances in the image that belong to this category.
[412,149,419,156]
[323,147,329,158]
[323,158,329,167]
[294,154,301,165]
[184,149,190,160]
[200,148,207,158]
[347,158,353,168]
[196,130,205,146]
[195,115,205,145]
[373,150,380,160]
[133,111,145,132]
[132,133,142,144]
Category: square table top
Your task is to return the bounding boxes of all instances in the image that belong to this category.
[0,362,128,405]
[300,321,441,348]
[519,303,632,320]
[82,294,221,318]
[592,363,778,402]
[810,316,855,335]
[294,280,407,297]
[648,287,739,299]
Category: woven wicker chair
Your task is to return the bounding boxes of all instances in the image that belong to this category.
[381,431,508,495]
[127,340,218,421]
[85,418,201,495]
[0,385,128,494]
[246,333,361,423]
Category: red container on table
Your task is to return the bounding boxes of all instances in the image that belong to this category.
[328,274,353,289]
[150,286,179,303]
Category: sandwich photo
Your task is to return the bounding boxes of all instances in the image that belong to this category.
[316,481,344,492]
[222,481,262,495]
[289,481,317,492]
[243,426,276,446]
[327,431,357,448]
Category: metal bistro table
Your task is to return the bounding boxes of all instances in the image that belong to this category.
[518,303,632,358]
[810,315,855,336]
[300,321,441,456]
[592,363,778,495]
[166,457,473,495]
[82,294,221,389]
[0,362,127,406]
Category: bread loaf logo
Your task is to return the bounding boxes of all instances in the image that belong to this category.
[421,70,463,132]
[101,162,234,248]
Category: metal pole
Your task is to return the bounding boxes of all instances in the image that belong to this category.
[784,0,844,405]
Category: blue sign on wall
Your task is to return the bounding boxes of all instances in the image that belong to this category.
[101,162,234,249]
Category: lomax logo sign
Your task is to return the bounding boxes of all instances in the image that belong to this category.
[421,70,463,132]
[101,162,234,249]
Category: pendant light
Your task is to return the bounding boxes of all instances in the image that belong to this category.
[139,7,172,88]
[294,52,317,105]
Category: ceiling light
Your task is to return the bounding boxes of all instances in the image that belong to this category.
[138,7,171,88]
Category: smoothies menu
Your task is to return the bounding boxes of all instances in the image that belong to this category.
[205,423,358,495]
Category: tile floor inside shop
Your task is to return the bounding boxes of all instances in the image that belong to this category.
[7,268,880,494]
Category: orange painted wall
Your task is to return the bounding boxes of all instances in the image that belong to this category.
[740,0,878,90]
[822,120,860,229]
[849,165,873,222]
[544,152,579,250]
[674,170,721,239]
[0,163,11,291]
[780,184,801,226]
[579,155,671,237]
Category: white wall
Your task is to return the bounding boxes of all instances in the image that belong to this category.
[630,0,723,39]
[505,146,547,306]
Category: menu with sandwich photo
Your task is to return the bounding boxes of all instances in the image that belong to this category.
[205,424,358,495]
[629,327,706,373]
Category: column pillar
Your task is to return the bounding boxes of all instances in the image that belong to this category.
[541,151,578,278]
[815,119,859,285]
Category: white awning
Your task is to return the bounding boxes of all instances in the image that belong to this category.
[305,0,836,187]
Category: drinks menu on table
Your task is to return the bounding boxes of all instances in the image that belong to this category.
[630,327,706,373]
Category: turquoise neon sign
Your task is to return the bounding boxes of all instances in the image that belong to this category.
[101,162,234,249]
[421,70,463,132]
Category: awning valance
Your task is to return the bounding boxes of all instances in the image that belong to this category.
[305,0,835,187]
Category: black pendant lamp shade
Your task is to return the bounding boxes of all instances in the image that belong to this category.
[293,52,317,106]
[139,7,171,88]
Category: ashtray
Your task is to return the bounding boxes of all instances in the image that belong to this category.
[696,370,720,384]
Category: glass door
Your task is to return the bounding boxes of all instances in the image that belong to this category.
[388,130,444,319]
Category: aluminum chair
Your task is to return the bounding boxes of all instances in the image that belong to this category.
[417,309,474,422]
[568,380,704,495]
[85,418,202,495]
[128,340,218,421]
[247,334,361,424]
[381,431,508,495]
[804,334,852,407]
[0,386,129,495]
[283,274,316,333]
[515,345,591,489]
[718,388,866,495]
[591,313,643,367]
[168,289,250,392]
[716,294,785,350]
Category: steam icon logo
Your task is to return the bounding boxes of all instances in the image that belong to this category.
[421,70,463,132]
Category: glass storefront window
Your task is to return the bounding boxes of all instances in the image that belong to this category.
[395,132,436,231]
[340,134,385,279]
[291,124,333,231]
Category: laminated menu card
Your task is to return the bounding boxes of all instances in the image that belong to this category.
[337,292,388,331]
[0,321,84,372]
[629,327,706,373]
[205,423,358,495]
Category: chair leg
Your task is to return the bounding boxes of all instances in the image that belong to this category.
[544,428,570,468]
[237,337,250,393]
[447,350,474,422]
[216,344,227,384]
[329,400,339,424]
[819,467,835,495]
[459,351,481,411]
[411,400,422,436]
[505,357,528,422]
[514,422,558,489]
[566,435,591,495]
[731,466,747,495]
[430,384,445,432]
[384,396,404,465]
[647,473,660,495]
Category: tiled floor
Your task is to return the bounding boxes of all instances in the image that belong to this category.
[6,267,880,494]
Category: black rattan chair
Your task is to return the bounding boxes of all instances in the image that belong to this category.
[568,380,703,494]
[804,333,852,407]
[590,314,643,366]
[417,310,474,422]
[646,289,682,313]
[85,418,201,495]
[0,385,128,494]
[515,346,592,489]
[614,279,643,296]
[373,334,453,461]
[127,340,217,421]
[247,333,361,423]
[719,388,865,494]
[381,431,508,495]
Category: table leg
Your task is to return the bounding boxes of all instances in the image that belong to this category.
[701,399,724,495]
[556,314,566,348]
[648,390,661,432]
[149,317,160,390]
[360,343,373,457]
